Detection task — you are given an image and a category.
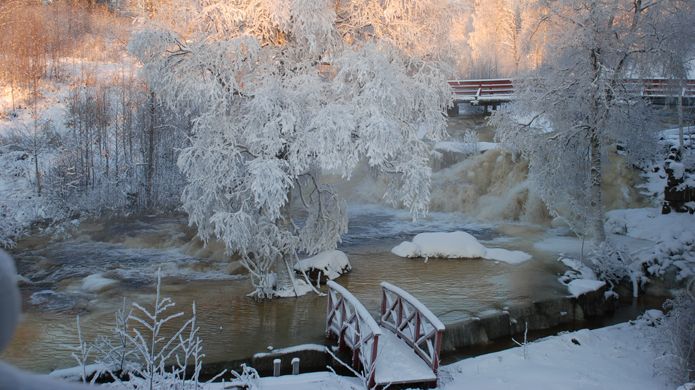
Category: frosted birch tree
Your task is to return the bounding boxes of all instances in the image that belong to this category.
[494,0,695,241]
[129,0,453,298]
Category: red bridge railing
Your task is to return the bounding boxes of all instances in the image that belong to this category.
[622,79,695,98]
[326,281,381,387]
[448,78,695,104]
[449,78,514,101]
[379,282,446,374]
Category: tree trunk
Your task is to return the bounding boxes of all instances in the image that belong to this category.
[32,82,41,196]
[589,127,606,242]
[589,47,606,242]
[678,84,684,151]
[146,91,156,209]
[275,191,298,296]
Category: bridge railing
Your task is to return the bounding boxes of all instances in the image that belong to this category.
[622,79,695,98]
[449,78,695,101]
[326,281,381,387]
[379,282,446,374]
[449,79,514,99]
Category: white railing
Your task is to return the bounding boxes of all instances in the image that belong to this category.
[326,281,381,387]
[379,282,445,374]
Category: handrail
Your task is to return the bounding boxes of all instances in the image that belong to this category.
[448,78,695,99]
[326,281,381,387]
[379,282,445,374]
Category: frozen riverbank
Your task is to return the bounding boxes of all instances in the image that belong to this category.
[202,315,679,389]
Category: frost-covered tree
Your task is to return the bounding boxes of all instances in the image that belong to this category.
[129,0,453,298]
[494,0,695,241]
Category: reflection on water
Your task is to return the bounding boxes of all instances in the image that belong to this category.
[2,211,569,373]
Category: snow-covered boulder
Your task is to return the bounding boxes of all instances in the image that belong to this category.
[414,231,487,258]
[294,250,351,284]
[391,231,532,264]
[391,241,421,258]
[566,279,606,297]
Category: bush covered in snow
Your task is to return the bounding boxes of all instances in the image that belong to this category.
[655,285,695,385]
[63,271,242,388]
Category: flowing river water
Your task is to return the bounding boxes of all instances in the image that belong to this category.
[2,208,574,373]
[0,114,647,374]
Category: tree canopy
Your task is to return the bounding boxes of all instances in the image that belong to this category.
[130,0,455,298]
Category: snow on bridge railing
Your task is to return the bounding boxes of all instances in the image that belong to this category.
[448,78,695,101]
[379,282,445,374]
[326,281,381,387]
[448,79,514,98]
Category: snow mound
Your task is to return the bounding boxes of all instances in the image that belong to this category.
[391,231,532,264]
[566,279,605,297]
[391,241,420,258]
[81,274,117,293]
[415,231,486,258]
[294,250,351,281]
[560,257,598,280]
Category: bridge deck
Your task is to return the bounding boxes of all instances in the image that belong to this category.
[374,327,437,385]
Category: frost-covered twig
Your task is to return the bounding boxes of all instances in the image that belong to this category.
[512,321,529,360]
[71,315,92,384]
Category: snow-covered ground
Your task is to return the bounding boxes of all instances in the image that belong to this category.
[438,318,674,390]
[206,317,677,389]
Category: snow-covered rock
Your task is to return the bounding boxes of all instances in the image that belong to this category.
[81,273,118,293]
[391,241,421,257]
[391,231,532,264]
[566,279,606,297]
[294,250,351,283]
[414,231,487,258]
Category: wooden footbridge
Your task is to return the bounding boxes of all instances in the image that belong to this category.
[326,281,445,388]
[448,78,695,111]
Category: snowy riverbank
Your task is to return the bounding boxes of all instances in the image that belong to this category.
[194,314,679,389]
